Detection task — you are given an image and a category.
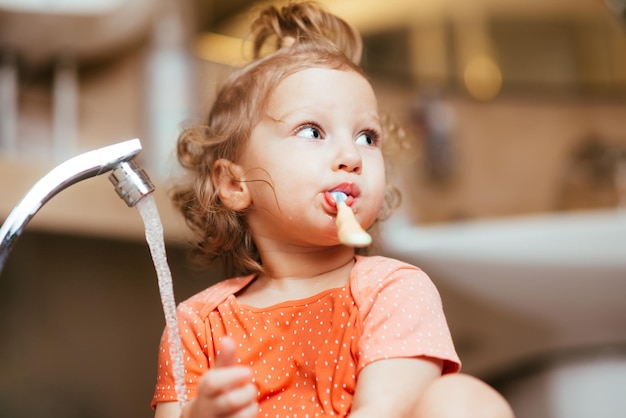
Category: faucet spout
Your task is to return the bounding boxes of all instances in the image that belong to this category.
[0,138,155,274]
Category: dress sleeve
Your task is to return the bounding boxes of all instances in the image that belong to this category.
[151,302,212,408]
[352,257,461,374]
[151,276,255,409]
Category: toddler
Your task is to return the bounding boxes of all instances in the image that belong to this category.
[152,2,514,417]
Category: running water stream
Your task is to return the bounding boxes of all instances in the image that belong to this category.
[136,194,187,409]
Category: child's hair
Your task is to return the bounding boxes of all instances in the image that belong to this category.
[172,1,401,276]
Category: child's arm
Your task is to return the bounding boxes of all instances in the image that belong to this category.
[154,338,258,418]
[349,356,443,417]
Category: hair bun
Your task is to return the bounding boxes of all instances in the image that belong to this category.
[250,1,362,64]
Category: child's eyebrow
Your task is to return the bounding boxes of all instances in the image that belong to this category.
[274,106,318,119]
[360,112,382,127]
[264,108,291,124]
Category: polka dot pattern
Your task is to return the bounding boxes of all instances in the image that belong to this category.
[152,256,460,416]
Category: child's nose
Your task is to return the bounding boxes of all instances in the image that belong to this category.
[332,139,362,174]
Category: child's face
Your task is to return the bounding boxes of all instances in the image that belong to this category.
[240,67,386,248]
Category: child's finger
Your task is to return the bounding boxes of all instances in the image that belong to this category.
[202,367,252,391]
[215,336,237,368]
[212,382,258,416]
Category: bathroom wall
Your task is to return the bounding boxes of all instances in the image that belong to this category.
[373,85,626,224]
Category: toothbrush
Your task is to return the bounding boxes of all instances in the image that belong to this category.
[330,191,372,248]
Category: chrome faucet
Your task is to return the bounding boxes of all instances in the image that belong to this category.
[0,138,155,273]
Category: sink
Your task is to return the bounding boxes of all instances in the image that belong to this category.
[0,0,155,66]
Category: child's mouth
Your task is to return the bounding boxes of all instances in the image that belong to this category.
[328,191,371,248]
[325,190,354,207]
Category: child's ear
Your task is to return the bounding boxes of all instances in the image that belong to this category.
[212,159,251,211]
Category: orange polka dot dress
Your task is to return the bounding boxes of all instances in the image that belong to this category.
[152,255,460,416]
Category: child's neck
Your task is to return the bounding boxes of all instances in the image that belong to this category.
[236,247,356,308]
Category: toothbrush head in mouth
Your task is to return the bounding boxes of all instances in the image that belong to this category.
[329,191,348,205]
[328,190,357,208]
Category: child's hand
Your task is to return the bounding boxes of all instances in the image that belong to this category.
[182,337,258,418]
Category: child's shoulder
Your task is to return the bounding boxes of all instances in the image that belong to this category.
[176,274,256,319]
[353,254,423,279]
[351,255,434,302]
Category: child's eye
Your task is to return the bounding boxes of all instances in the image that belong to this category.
[296,125,323,139]
[355,130,380,146]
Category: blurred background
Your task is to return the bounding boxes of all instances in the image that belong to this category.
[1,0,626,416]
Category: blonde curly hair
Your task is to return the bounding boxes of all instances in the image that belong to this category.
[172,1,401,276]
